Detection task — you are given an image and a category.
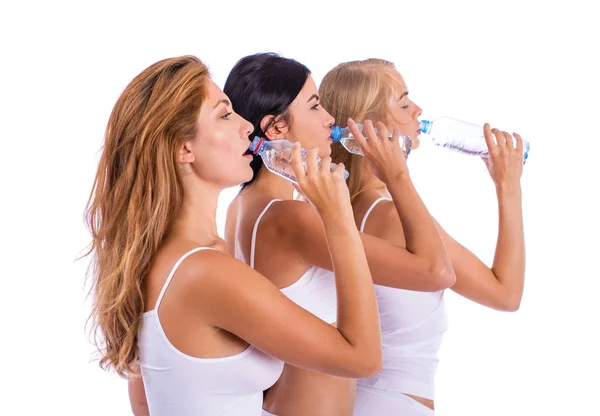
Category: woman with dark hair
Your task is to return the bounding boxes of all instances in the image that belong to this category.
[89,55,385,416]
[223,53,455,415]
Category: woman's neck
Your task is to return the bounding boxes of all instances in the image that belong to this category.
[246,168,295,200]
[353,170,390,201]
[169,178,222,246]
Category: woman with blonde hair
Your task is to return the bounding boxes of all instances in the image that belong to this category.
[320,59,526,415]
[85,55,385,416]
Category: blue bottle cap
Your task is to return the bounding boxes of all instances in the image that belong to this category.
[330,126,342,142]
[419,119,432,134]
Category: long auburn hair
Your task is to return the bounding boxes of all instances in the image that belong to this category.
[84,55,210,378]
[319,59,405,199]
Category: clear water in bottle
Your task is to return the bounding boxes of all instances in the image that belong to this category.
[248,136,349,183]
[330,124,412,157]
[419,117,530,163]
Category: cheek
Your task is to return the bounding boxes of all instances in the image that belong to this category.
[195,150,252,185]
[389,108,419,136]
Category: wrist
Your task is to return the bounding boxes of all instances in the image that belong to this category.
[320,210,355,229]
[384,170,411,186]
[496,182,522,198]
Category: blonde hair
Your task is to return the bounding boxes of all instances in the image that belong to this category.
[84,56,210,378]
[319,59,404,199]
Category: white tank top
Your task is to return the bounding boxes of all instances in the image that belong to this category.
[243,199,337,324]
[138,247,284,416]
[356,198,448,400]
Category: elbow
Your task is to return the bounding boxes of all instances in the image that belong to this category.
[131,404,150,416]
[359,354,383,378]
[348,348,382,378]
[498,295,522,312]
[427,264,456,292]
[362,346,383,377]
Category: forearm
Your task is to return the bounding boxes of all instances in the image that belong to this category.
[492,185,525,300]
[128,377,149,416]
[387,174,452,272]
[322,216,381,356]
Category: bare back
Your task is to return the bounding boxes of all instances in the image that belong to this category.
[225,191,310,288]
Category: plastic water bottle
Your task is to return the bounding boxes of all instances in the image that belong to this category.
[249,136,349,183]
[330,124,412,157]
[419,117,530,162]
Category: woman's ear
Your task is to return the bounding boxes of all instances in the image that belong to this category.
[178,141,195,164]
[260,114,289,141]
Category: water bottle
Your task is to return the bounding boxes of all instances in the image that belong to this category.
[249,136,350,183]
[330,124,412,157]
[419,117,530,162]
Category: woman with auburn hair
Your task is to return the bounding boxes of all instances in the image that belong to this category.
[85,55,384,416]
[223,53,454,416]
[320,58,526,415]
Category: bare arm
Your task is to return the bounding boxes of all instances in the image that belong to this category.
[266,120,455,292]
[446,125,526,311]
[354,120,455,290]
[128,372,149,416]
[193,147,381,378]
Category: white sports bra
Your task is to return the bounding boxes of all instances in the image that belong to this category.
[356,198,448,400]
[246,199,337,324]
[138,247,284,415]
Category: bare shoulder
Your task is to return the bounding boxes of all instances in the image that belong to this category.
[360,198,405,244]
[176,248,253,286]
[259,199,320,237]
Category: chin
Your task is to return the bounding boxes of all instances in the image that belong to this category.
[411,137,421,150]
[241,169,254,183]
[320,145,333,158]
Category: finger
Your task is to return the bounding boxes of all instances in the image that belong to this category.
[391,127,410,158]
[332,162,345,180]
[493,128,507,148]
[306,147,319,178]
[491,128,501,147]
[390,126,401,145]
[363,120,380,145]
[320,156,332,175]
[514,132,524,154]
[347,118,368,150]
[376,121,392,145]
[291,142,306,182]
[483,123,496,152]
[502,131,515,150]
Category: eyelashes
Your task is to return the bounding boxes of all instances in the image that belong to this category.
[221,111,233,120]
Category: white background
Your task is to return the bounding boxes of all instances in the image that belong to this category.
[1,0,598,415]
